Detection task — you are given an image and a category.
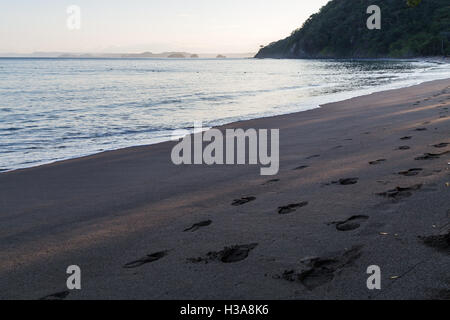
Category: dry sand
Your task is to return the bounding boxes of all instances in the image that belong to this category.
[0,79,449,300]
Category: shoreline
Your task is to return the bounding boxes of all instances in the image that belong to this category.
[3,72,450,174]
[0,78,449,300]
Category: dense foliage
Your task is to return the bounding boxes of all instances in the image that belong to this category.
[255,0,450,58]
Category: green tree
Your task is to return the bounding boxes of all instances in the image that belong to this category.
[407,0,423,7]
[255,0,450,59]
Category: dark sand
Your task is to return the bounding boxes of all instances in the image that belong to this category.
[0,79,449,300]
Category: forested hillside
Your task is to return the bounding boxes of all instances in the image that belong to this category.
[255,0,450,58]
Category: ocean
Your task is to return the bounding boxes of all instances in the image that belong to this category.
[0,57,449,171]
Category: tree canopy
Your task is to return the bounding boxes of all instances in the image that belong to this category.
[256,0,450,59]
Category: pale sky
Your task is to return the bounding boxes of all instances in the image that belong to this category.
[0,0,330,54]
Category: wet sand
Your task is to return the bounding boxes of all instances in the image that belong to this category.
[0,79,449,300]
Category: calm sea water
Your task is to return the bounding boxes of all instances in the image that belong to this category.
[0,58,449,171]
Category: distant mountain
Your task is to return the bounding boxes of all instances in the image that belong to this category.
[168,53,186,58]
[0,52,255,59]
[256,0,450,59]
[121,52,190,58]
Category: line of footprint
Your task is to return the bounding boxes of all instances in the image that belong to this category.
[39,87,450,299]
[119,89,450,296]
[120,105,449,294]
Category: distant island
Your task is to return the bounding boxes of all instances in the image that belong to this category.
[167,53,186,58]
[0,52,255,59]
[216,55,227,58]
[256,0,450,59]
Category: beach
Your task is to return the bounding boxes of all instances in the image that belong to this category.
[0,79,449,300]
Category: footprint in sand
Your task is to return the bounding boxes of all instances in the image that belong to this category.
[415,128,427,132]
[433,143,449,148]
[293,165,309,171]
[184,220,212,232]
[278,202,309,215]
[328,215,369,231]
[398,168,423,177]
[276,246,363,290]
[377,184,422,200]
[40,291,70,300]
[369,159,386,165]
[415,151,449,160]
[263,179,280,185]
[306,154,320,160]
[339,178,359,185]
[325,178,359,186]
[400,136,412,140]
[188,243,258,264]
[232,197,256,206]
[397,146,411,150]
[123,251,168,268]
[419,231,449,254]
